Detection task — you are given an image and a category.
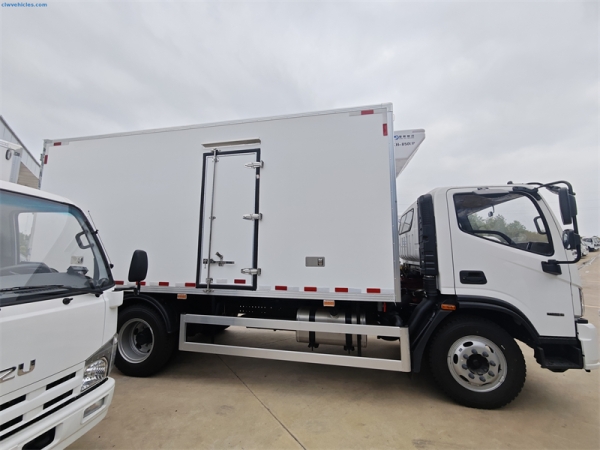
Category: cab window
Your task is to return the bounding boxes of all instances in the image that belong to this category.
[399,209,414,235]
[453,192,553,256]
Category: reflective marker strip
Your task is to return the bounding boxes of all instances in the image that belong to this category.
[132,282,385,294]
[361,110,374,115]
[44,155,48,164]
[383,124,388,136]
[53,142,61,146]
[115,280,124,285]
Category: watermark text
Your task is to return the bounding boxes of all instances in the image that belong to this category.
[2,2,48,7]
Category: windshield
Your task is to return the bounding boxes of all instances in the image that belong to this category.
[0,189,113,306]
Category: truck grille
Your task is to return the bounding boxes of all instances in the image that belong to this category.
[0,367,80,441]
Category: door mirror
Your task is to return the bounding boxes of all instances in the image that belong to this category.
[128,250,148,282]
[558,187,577,225]
[562,230,580,250]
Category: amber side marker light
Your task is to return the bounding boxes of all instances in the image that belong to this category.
[440,304,457,311]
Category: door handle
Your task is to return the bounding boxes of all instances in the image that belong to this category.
[459,270,487,284]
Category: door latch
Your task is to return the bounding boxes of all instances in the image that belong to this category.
[241,268,261,275]
[244,161,264,169]
[242,213,262,221]
[203,252,235,267]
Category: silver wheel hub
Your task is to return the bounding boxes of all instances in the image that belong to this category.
[118,318,154,364]
[447,335,507,392]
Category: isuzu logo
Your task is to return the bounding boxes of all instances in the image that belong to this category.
[0,360,36,383]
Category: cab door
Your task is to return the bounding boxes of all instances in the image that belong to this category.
[197,149,261,290]
[447,188,575,337]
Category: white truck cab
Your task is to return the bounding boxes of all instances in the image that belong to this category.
[0,181,129,449]
[399,182,599,407]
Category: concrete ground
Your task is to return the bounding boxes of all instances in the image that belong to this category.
[70,255,600,449]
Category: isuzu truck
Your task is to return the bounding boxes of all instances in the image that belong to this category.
[0,181,144,448]
[39,103,598,409]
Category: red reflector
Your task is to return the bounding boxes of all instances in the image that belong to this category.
[44,155,48,164]
[275,285,287,291]
[115,280,124,285]
[158,282,169,287]
[234,279,246,284]
[367,288,381,294]
[185,282,195,287]
[335,287,348,293]
[383,124,388,136]
[140,282,146,286]
[304,286,317,292]
[53,142,61,146]
[361,110,374,115]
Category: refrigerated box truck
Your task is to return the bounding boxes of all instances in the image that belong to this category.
[0,181,146,448]
[39,104,598,409]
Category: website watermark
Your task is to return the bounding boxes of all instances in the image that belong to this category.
[2,2,48,7]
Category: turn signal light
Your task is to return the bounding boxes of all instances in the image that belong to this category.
[440,304,457,311]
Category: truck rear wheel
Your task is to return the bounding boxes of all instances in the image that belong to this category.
[429,315,526,409]
[116,305,176,377]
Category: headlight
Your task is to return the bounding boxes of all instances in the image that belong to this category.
[81,334,117,393]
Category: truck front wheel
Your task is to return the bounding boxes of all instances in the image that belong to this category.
[116,305,176,377]
[429,316,526,409]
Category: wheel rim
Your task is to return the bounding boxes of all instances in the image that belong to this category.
[447,335,507,392]
[118,318,154,363]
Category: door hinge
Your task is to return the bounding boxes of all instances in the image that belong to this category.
[241,268,261,276]
[245,161,264,169]
[243,213,262,221]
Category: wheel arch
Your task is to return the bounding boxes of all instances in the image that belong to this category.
[455,297,540,348]
[410,297,540,373]
[121,293,178,334]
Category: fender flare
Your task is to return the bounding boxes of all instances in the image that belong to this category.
[121,293,178,334]
[456,296,540,342]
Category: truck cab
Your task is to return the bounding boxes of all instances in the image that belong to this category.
[0,181,121,449]
[398,182,599,408]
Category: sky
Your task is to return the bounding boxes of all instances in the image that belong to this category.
[1,0,598,235]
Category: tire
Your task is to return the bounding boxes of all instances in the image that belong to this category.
[429,315,526,409]
[116,305,176,377]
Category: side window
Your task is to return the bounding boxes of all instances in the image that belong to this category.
[453,192,553,256]
[399,209,414,235]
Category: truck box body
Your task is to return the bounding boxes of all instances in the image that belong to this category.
[42,104,401,302]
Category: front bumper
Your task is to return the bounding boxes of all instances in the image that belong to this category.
[3,377,115,450]
[577,322,600,370]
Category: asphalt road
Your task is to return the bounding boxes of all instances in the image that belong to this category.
[69,254,600,449]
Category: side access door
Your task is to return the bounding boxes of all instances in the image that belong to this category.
[447,187,575,338]
[197,149,261,290]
